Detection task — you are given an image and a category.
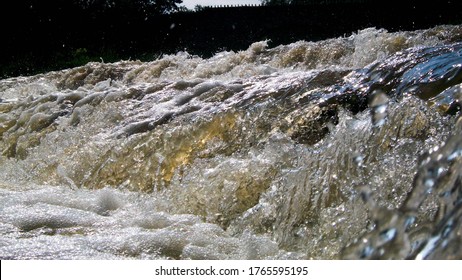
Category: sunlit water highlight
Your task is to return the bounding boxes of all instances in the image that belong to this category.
[1,25,462,259]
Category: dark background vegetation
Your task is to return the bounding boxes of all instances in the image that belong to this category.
[2,0,462,78]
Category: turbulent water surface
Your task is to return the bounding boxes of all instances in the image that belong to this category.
[2,25,462,259]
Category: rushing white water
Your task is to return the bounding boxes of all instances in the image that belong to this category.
[1,25,462,259]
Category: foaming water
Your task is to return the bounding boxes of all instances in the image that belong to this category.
[1,25,462,259]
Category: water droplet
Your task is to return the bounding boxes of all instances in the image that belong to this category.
[369,90,389,127]
[379,228,397,242]
[424,178,435,189]
[442,221,453,238]
[353,153,364,167]
[404,216,416,229]
[447,149,462,161]
[360,245,374,259]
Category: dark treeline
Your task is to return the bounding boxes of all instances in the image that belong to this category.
[2,0,184,77]
[260,0,368,5]
[2,0,462,78]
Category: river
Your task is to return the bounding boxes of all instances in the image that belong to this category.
[1,24,462,259]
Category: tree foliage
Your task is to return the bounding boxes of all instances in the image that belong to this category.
[260,0,302,5]
[19,0,183,16]
[80,0,183,15]
[261,0,373,4]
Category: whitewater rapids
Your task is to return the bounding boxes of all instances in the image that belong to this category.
[1,25,462,259]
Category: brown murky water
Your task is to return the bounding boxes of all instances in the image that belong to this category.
[1,25,462,259]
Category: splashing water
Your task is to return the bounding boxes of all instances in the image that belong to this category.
[1,25,462,259]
